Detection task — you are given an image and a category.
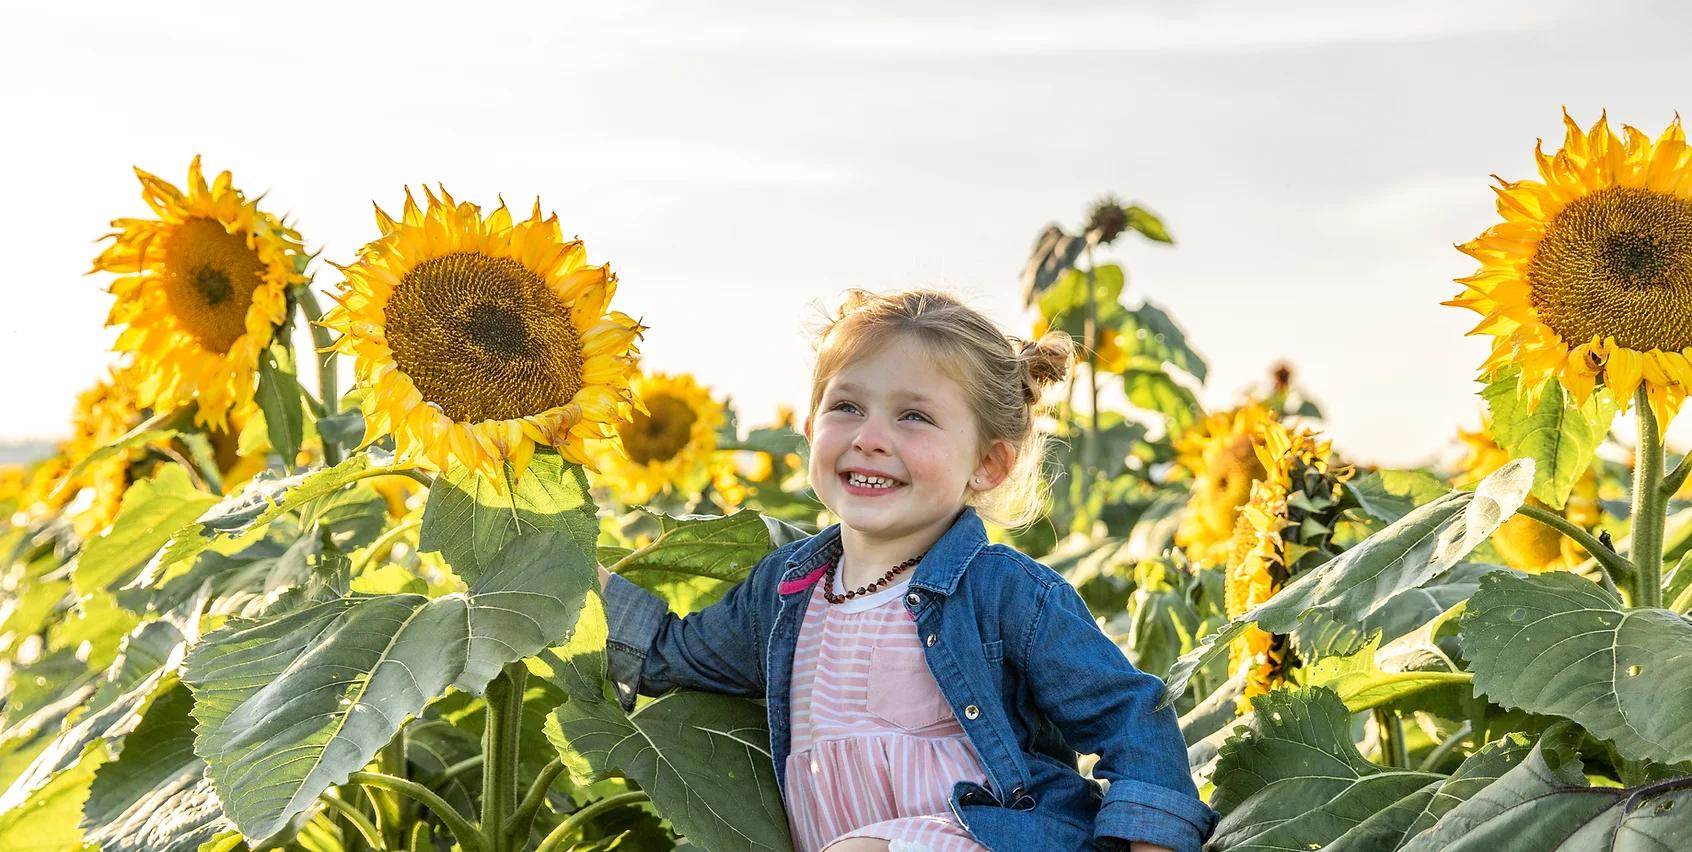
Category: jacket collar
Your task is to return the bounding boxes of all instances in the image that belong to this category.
[779,507,988,597]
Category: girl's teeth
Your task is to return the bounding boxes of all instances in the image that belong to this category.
[848,473,897,489]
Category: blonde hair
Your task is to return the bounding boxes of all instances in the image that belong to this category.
[806,289,1073,527]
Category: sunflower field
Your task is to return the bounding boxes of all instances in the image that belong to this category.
[4,109,1692,852]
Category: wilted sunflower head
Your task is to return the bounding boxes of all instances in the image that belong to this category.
[1174,402,1274,566]
[321,187,645,487]
[92,157,304,430]
[1448,110,1692,428]
[1086,196,1130,245]
[591,371,726,504]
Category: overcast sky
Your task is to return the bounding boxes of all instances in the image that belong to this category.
[4,0,1690,466]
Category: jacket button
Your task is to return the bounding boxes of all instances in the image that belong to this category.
[964,704,980,719]
[926,634,937,646]
[905,592,921,607]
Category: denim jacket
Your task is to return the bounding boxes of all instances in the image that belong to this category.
[601,507,1219,852]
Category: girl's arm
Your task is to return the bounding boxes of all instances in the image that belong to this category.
[1021,578,1218,852]
[599,557,770,713]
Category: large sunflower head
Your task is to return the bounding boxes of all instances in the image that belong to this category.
[1448,110,1692,428]
[1174,402,1274,566]
[1225,421,1352,707]
[1454,423,1596,573]
[591,371,727,504]
[321,187,645,487]
[93,156,304,429]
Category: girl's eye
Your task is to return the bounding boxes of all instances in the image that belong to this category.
[902,411,931,423]
[831,401,861,415]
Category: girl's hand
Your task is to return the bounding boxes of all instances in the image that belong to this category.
[597,563,612,594]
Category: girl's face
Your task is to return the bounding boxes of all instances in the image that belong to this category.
[805,336,999,546]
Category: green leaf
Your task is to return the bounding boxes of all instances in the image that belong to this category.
[184,530,595,841]
[1399,724,1692,851]
[152,450,392,573]
[77,466,218,596]
[256,356,306,473]
[1159,460,1534,708]
[1123,368,1200,433]
[1461,570,1692,764]
[80,682,234,852]
[1349,470,1454,526]
[60,430,179,486]
[546,690,794,852]
[606,510,778,615]
[419,451,598,584]
[1481,368,1617,510]
[1305,635,1473,713]
[0,741,104,852]
[528,590,610,702]
[1119,300,1206,381]
[1123,205,1172,243]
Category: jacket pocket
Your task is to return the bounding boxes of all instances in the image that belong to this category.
[866,645,951,730]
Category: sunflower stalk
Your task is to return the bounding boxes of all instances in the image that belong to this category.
[1083,240,1100,474]
[534,791,651,852]
[1631,387,1667,610]
[292,283,343,467]
[1515,504,1636,595]
[482,662,528,852]
[347,771,483,852]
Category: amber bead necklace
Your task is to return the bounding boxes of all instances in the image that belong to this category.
[821,540,926,604]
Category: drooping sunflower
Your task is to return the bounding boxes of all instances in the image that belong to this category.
[592,371,727,504]
[1455,424,1598,573]
[93,157,305,429]
[1226,421,1352,708]
[1448,111,1692,428]
[1174,402,1275,567]
[321,187,645,486]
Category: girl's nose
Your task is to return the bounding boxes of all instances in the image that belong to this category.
[851,415,893,455]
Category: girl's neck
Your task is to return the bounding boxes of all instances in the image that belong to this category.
[834,508,963,590]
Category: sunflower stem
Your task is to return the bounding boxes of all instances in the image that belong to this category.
[1374,708,1408,768]
[534,791,650,852]
[1663,450,1692,500]
[1083,241,1100,477]
[1631,388,1666,610]
[293,283,343,467]
[348,771,483,852]
[481,663,527,852]
[317,792,382,849]
[1515,504,1636,595]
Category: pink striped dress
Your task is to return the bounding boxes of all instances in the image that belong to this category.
[784,562,992,852]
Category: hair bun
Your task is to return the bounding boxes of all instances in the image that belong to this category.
[1016,331,1074,404]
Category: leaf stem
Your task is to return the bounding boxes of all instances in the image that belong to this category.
[293,283,343,466]
[318,792,383,849]
[426,754,485,789]
[1632,387,1667,609]
[1416,721,1473,773]
[1515,504,1637,594]
[351,518,422,574]
[534,791,651,852]
[1663,450,1692,499]
[348,771,483,852]
[1374,708,1408,769]
[504,758,566,843]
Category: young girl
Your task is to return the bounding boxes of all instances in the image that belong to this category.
[597,290,1217,852]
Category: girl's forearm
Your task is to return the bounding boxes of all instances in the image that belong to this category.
[1131,843,1174,852]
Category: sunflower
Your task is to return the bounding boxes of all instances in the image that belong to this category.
[1174,402,1275,566]
[203,400,269,494]
[1448,111,1692,429]
[321,187,645,486]
[1226,421,1352,707]
[592,371,727,504]
[1455,424,1598,573]
[93,157,304,429]
[18,370,146,537]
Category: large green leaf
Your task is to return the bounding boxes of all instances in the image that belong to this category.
[80,682,233,852]
[1209,687,1532,852]
[1399,724,1692,851]
[602,510,779,615]
[77,466,218,596]
[1119,299,1206,382]
[1461,570,1692,764]
[419,451,598,583]
[1158,459,1533,708]
[154,449,394,571]
[547,690,793,852]
[184,530,596,841]
[0,740,104,852]
[1123,368,1200,432]
[1122,205,1173,244]
[1037,264,1127,332]
[1481,369,1616,510]
[256,356,305,473]
[1305,635,1473,713]
[1349,470,1453,527]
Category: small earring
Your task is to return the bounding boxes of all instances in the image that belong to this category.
[973,477,981,484]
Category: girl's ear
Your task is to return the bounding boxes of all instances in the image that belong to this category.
[971,439,1016,491]
[802,413,813,442]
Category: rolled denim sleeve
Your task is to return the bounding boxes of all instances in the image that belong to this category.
[1024,579,1219,852]
[602,569,767,713]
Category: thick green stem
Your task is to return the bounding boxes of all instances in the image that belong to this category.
[1516,504,1637,594]
[348,771,482,852]
[1374,708,1407,768]
[534,791,651,852]
[1631,388,1667,609]
[1083,243,1100,475]
[505,758,566,843]
[318,792,382,849]
[482,663,528,852]
[293,284,343,466]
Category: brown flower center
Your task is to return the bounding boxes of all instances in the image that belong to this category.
[1528,186,1692,352]
[617,393,698,464]
[385,252,585,423]
[162,217,266,352]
